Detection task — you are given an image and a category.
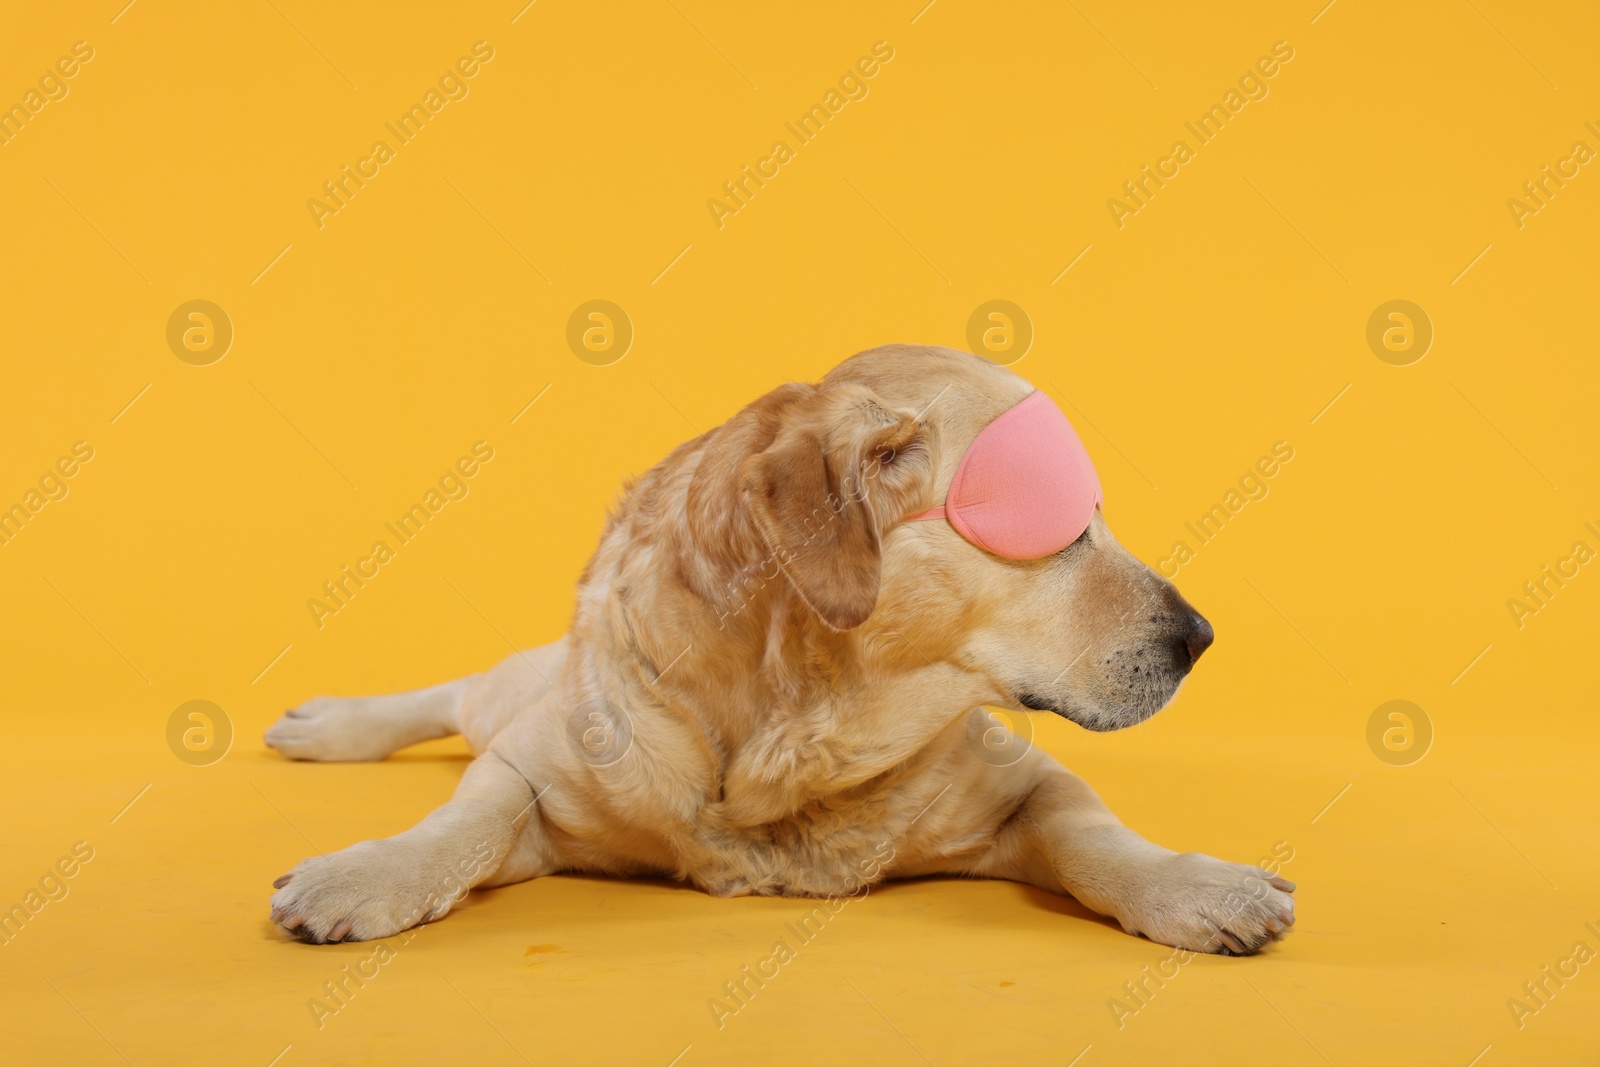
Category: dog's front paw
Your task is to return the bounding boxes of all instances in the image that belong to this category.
[269,839,462,944]
[264,697,402,762]
[1118,852,1296,955]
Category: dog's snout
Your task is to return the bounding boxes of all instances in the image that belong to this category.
[1183,612,1214,665]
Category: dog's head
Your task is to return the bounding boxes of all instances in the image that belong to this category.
[738,344,1211,732]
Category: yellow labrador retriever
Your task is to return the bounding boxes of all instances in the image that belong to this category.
[265,344,1295,955]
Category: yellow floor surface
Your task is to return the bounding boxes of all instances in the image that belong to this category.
[5,715,1599,1065]
[4,0,1599,1064]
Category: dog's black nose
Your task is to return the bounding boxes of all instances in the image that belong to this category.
[1184,612,1215,664]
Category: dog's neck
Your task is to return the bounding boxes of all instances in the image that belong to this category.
[673,489,987,826]
[585,396,991,829]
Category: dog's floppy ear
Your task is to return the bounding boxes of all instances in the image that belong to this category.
[740,383,928,630]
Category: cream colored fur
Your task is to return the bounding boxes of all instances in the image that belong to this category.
[265,345,1294,955]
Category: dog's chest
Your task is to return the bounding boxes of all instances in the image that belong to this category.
[693,788,909,899]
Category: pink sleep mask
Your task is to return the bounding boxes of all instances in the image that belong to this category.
[904,389,1102,559]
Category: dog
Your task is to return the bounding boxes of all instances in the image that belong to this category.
[265,344,1296,955]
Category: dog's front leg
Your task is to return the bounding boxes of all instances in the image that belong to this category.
[980,764,1296,955]
[268,752,535,943]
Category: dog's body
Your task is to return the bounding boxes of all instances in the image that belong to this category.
[266,345,1295,954]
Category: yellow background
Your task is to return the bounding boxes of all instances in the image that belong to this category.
[2,1,1597,1063]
